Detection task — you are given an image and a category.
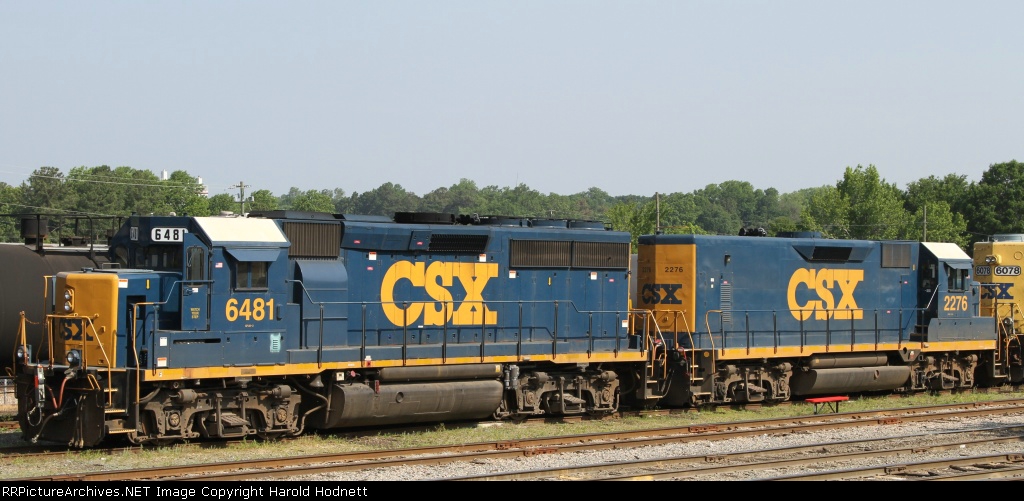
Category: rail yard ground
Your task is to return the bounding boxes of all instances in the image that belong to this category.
[3,387,1024,479]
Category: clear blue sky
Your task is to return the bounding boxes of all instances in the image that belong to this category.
[1,1,1021,200]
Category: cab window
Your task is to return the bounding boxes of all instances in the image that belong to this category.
[235,262,268,291]
[186,246,205,280]
[945,265,969,292]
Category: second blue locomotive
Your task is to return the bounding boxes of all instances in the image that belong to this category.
[636,232,1011,407]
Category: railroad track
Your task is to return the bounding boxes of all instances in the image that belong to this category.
[8,399,1024,481]
[449,425,1024,480]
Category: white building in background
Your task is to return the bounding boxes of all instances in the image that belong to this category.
[160,170,208,197]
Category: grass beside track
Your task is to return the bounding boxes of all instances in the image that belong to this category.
[1,388,1023,479]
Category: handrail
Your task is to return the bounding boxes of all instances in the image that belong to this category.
[639,306,940,359]
[43,313,115,408]
[285,278,635,364]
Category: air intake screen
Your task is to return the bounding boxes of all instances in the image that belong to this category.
[511,240,629,269]
[510,240,571,267]
[282,222,340,258]
[572,241,630,269]
[810,246,853,262]
[429,234,489,253]
[881,242,912,268]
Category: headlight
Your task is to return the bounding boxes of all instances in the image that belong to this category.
[66,349,82,367]
[15,345,30,363]
[63,288,74,312]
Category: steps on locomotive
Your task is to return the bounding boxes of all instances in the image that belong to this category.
[910,325,928,341]
[105,418,135,435]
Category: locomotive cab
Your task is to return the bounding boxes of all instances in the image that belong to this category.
[914,242,991,342]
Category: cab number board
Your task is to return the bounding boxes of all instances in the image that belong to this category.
[152,227,188,242]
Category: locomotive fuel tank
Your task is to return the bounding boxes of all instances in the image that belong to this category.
[790,354,911,395]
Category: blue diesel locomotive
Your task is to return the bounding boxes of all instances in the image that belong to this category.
[15,211,658,447]
[636,232,1013,407]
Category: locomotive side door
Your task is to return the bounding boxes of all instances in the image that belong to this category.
[919,258,940,325]
[181,241,210,331]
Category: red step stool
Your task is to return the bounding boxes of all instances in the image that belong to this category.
[805,396,849,414]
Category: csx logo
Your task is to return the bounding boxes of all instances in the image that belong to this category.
[380,261,498,327]
[981,283,1014,300]
[787,268,864,321]
[61,318,93,341]
[640,283,682,304]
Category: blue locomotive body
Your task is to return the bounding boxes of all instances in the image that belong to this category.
[636,233,1001,406]
[15,212,650,447]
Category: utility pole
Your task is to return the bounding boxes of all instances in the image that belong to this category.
[656,192,661,234]
[230,181,250,215]
[923,204,927,241]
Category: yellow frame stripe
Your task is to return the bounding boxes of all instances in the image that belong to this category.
[712,340,998,360]
[141,352,649,381]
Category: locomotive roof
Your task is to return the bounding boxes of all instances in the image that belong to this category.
[194,217,288,247]
[920,242,970,260]
[920,241,971,264]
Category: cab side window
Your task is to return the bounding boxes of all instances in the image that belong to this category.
[186,246,205,280]
[235,262,268,291]
[945,265,968,292]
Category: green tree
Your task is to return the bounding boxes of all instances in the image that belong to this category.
[964,160,1024,245]
[836,165,909,239]
[207,193,239,215]
[277,187,303,210]
[119,167,165,215]
[904,174,971,216]
[475,184,546,217]
[331,188,352,214]
[291,190,336,213]
[0,183,21,242]
[65,166,128,217]
[249,190,279,212]
[655,192,699,234]
[20,166,74,216]
[800,185,850,238]
[910,201,969,248]
[161,171,209,216]
[606,200,658,252]
[351,183,419,216]
[804,165,911,240]
[420,179,483,215]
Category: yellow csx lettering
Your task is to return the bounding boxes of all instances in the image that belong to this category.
[381,261,498,327]
[787,268,864,321]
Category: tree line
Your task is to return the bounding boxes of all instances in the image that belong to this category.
[2,161,1022,252]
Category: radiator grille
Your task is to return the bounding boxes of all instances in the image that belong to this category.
[572,241,630,269]
[282,222,340,258]
[511,240,629,269]
[511,240,571,267]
